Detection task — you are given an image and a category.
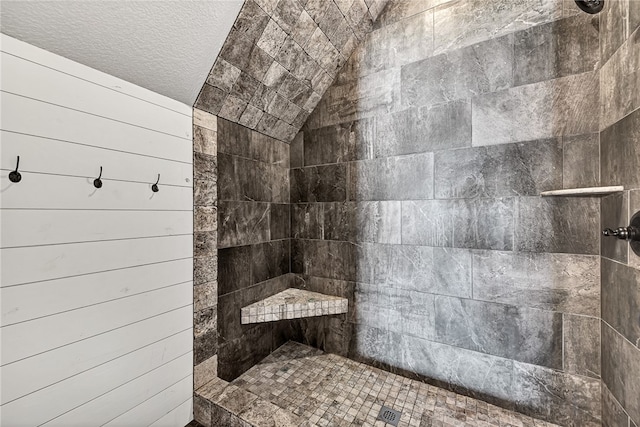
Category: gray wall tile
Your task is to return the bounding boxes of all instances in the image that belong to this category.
[473,250,600,316]
[602,258,640,349]
[601,108,640,189]
[434,296,563,369]
[290,164,348,202]
[472,72,599,146]
[563,133,600,189]
[602,323,640,424]
[512,361,602,427]
[514,14,599,86]
[401,34,513,108]
[601,192,629,263]
[515,197,600,254]
[602,385,631,427]
[435,138,563,199]
[401,198,514,250]
[563,314,601,378]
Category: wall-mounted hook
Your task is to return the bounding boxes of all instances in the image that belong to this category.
[9,156,22,183]
[94,166,103,189]
[152,174,160,193]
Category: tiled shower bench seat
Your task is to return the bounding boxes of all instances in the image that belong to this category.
[240,288,348,324]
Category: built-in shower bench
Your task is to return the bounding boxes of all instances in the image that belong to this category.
[240,288,348,324]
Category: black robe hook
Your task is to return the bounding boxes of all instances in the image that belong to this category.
[152,174,160,193]
[94,166,103,188]
[9,156,22,183]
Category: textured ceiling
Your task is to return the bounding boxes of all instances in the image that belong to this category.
[194,0,388,142]
[0,0,243,106]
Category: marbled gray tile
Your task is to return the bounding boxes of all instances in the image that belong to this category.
[323,201,401,244]
[195,179,217,207]
[195,231,217,258]
[291,10,317,47]
[293,239,356,281]
[600,0,629,64]
[304,118,375,166]
[348,325,402,368]
[219,95,248,122]
[269,203,290,240]
[514,14,599,87]
[291,203,324,239]
[233,0,271,43]
[435,138,562,199]
[563,133,600,189]
[348,153,434,201]
[632,1,640,34]
[399,335,515,404]
[218,117,251,157]
[194,394,212,426]
[218,201,271,248]
[602,192,629,263]
[602,323,640,424]
[512,361,602,427]
[272,0,304,34]
[433,0,562,55]
[472,250,600,316]
[194,84,227,115]
[195,206,218,233]
[218,245,252,296]
[601,106,640,191]
[374,0,450,28]
[564,314,601,379]
[515,196,600,255]
[401,34,513,108]
[194,125,217,156]
[229,72,261,103]
[602,385,631,427]
[401,198,514,250]
[251,240,290,284]
[207,59,242,92]
[375,101,471,157]
[195,326,218,365]
[600,29,640,129]
[362,244,472,298]
[602,258,640,349]
[434,296,563,368]
[238,104,264,129]
[194,152,217,181]
[290,132,304,168]
[472,72,599,146]
[194,281,217,312]
[257,19,288,58]
[194,256,217,286]
[290,164,347,202]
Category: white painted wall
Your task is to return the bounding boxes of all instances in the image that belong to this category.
[0,34,194,427]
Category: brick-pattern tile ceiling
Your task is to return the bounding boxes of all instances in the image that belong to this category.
[194,0,388,142]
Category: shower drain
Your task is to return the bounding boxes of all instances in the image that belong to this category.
[377,405,401,426]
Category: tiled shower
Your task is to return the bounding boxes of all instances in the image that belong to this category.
[1,0,638,426]
[193,0,640,426]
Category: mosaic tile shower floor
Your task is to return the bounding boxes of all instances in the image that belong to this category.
[197,342,561,427]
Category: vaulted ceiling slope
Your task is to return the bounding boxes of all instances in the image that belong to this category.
[194,0,388,142]
[0,1,244,106]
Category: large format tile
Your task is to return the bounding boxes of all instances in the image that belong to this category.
[218,201,271,248]
[600,0,629,64]
[514,14,599,86]
[515,196,600,254]
[362,244,472,297]
[401,35,514,108]
[433,0,562,55]
[512,361,602,427]
[434,296,563,369]
[602,323,640,424]
[434,138,563,198]
[375,100,471,157]
[472,250,600,316]
[401,198,514,250]
[290,164,348,202]
[601,108,640,189]
[600,28,640,129]
[348,153,435,200]
[602,385,632,427]
[563,133,600,189]
[601,192,629,263]
[323,201,402,243]
[472,72,599,146]
[303,118,375,166]
[602,258,640,349]
[563,314,601,379]
[400,336,516,404]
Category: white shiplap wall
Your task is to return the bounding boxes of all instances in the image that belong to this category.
[0,34,194,427]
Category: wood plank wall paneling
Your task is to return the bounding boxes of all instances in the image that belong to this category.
[0,34,194,426]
